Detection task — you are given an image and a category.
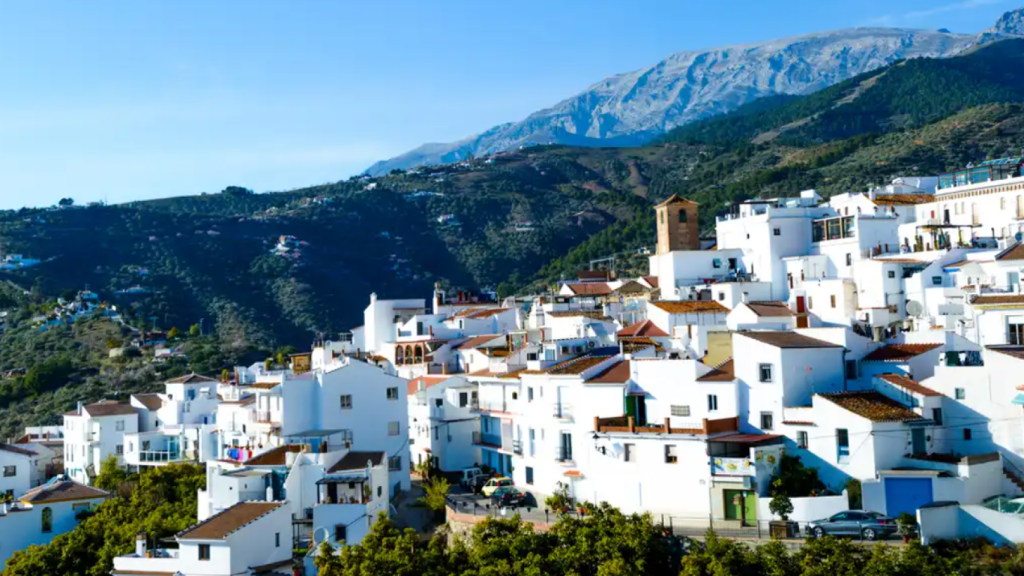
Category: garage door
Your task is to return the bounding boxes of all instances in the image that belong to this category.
[884,477,933,517]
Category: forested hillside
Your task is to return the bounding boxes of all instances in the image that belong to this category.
[3,40,1024,436]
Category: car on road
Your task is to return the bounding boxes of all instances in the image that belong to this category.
[481,477,514,497]
[490,486,526,508]
[460,467,485,489]
[807,510,897,540]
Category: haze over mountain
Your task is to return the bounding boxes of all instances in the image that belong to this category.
[366,8,1024,176]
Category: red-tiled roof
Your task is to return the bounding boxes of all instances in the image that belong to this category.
[20,480,108,504]
[523,355,614,376]
[746,301,794,317]
[739,331,841,349]
[987,345,1024,361]
[864,343,942,362]
[450,334,501,351]
[132,393,164,411]
[656,194,699,208]
[166,373,217,384]
[997,243,1024,261]
[178,502,284,540]
[649,300,729,314]
[585,360,631,384]
[877,373,942,397]
[972,295,1024,306]
[407,375,449,395]
[697,357,735,382]
[327,451,385,473]
[642,276,660,288]
[0,443,36,457]
[547,310,610,320]
[244,445,303,466]
[563,283,614,296]
[871,194,934,206]
[819,391,924,422]
[80,402,138,417]
[618,319,668,338]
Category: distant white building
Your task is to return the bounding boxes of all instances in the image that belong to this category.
[63,401,139,485]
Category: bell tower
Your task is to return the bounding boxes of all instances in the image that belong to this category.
[655,195,700,254]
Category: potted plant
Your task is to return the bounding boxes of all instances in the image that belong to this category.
[768,489,797,538]
[896,512,918,544]
[362,484,372,503]
[544,482,573,514]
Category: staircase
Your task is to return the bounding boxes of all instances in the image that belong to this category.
[1003,467,1024,493]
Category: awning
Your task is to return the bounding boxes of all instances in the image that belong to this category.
[563,470,584,478]
[1012,393,1024,406]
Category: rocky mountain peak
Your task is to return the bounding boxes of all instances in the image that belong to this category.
[991,8,1024,36]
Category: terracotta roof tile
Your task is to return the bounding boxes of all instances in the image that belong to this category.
[746,301,794,317]
[523,354,614,376]
[649,300,729,314]
[997,243,1024,261]
[132,393,164,411]
[166,373,218,384]
[450,334,502,351]
[82,402,138,417]
[864,343,942,362]
[972,294,1024,306]
[585,360,631,384]
[697,357,735,382]
[871,194,934,206]
[986,345,1024,360]
[618,319,668,337]
[177,502,284,540]
[656,194,699,207]
[407,375,449,395]
[21,480,108,503]
[547,310,610,320]
[642,276,660,288]
[619,336,663,352]
[819,391,924,423]
[739,331,841,349]
[327,451,385,473]
[0,443,36,457]
[244,445,303,466]
[563,283,613,296]
[877,373,942,397]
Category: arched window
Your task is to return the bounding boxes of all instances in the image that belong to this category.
[404,346,413,365]
[41,507,52,533]
[395,346,404,365]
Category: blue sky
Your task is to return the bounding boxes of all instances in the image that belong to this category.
[0,0,1015,209]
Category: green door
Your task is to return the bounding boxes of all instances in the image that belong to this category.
[744,493,757,525]
[723,490,758,525]
[624,396,647,425]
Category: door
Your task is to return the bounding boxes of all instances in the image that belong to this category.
[884,477,934,517]
[911,428,926,456]
[724,490,744,521]
[795,296,809,328]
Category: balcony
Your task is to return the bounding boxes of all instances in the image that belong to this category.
[472,431,502,449]
[552,403,573,421]
[470,398,512,414]
[555,445,574,464]
[135,449,184,463]
[255,411,281,424]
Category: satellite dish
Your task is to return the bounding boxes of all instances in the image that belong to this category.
[906,300,924,318]
[311,526,331,547]
[587,341,596,349]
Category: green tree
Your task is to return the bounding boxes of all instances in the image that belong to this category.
[167,326,180,340]
[419,476,450,520]
[94,454,130,493]
[189,324,201,337]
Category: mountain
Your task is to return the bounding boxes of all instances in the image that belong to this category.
[366,9,1024,176]
[6,39,1024,439]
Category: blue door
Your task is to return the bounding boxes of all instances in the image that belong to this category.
[884,477,933,517]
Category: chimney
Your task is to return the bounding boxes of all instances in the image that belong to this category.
[741,292,749,304]
[77,401,84,415]
[135,532,147,557]
[370,292,377,304]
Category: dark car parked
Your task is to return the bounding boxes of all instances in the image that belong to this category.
[490,486,526,508]
[807,510,897,540]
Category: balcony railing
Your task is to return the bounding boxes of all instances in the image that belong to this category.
[135,450,183,463]
[555,445,573,463]
[471,399,510,414]
[472,431,502,449]
[255,411,280,424]
[552,403,573,420]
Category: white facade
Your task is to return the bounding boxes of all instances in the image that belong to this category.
[63,402,139,485]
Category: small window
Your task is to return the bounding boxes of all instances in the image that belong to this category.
[434,398,442,408]
[773,228,781,236]
[115,420,125,432]
[511,391,518,400]
[845,253,852,266]
[275,532,281,548]
[797,431,809,449]
[459,392,468,407]
[845,360,857,380]
[2,465,15,477]
[378,486,383,497]
[837,428,850,462]
[888,270,896,279]
[717,292,725,301]
[41,506,52,532]
[759,364,773,383]
[955,388,966,400]
[116,444,123,455]
[624,443,635,463]
[334,524,347,543]
[664,445,678,464]
[388,455,402,471]
[760,412,774,431]
[830,295,836,308]
[433,426,438,440]
[712,258,722,269]
[527,387,534,402]
[388,421,400,436]
[932,408,943,426]
[198,544,210,561]
[964,428,973,441]
[679,210,687,223]
[670,405,691,417]
[707,394,718,412]
[386,387,398,400]
[932,276,943,286]
[340,395,353,409]
[526,466,534,484]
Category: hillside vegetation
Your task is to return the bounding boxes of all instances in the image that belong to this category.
[4,41,1024,435]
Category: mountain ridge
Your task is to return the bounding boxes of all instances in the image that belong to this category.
[366,9,1024,176]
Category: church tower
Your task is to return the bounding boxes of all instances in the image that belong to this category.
[655,194,700,254]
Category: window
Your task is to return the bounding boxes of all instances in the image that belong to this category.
[511,391,518,400]
[416,321,424,335]
[955,388,966,400]
[434,398,442,408]
[334,524,347,543]
[773,227,781,236]
[115,420,125,432]
[679,210,687,222]
[1010,317,1024,345]
[932,276,943,286]
[845,253,852,266]
[459,392,468,407]
[830,295,836,308]
[664,445,678,464]
[760,412,774,431]
[116,444,123,455]
[624,443,635,463]
[837,428,850,462]
[759,364,773,383]
[388,421,400,436]
[808,296,813,309]
[386,387,398,400]
[41,507,52,533]
[670,405,691,417]
[388,455,402,471]
[712,258,722,269]
[527,387,534,402]
[797,431,809,449]
[275,532,281,548]
[888,270,896,279]
[433,426,438,440]
[2,465,15,477]
[660,211,665,224]
[717,292,725,301]
[340,395,353,409]
[932,408,943,426]
[198,543,210,561]
[964,428,973,441]
[378,486,383,498]
[526,466,534,484]
[707,394,718,412]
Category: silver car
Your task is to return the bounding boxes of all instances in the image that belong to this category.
[807,510,897,540]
